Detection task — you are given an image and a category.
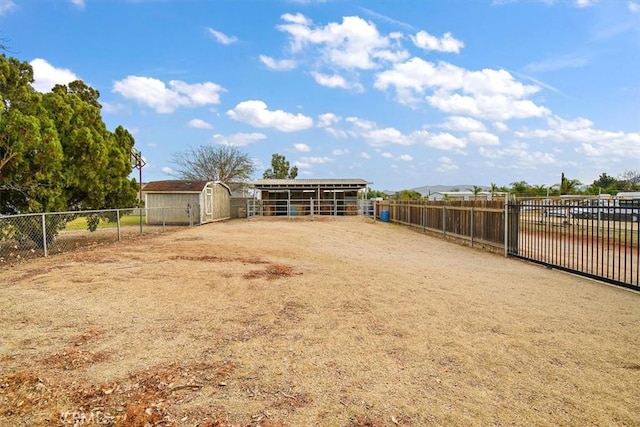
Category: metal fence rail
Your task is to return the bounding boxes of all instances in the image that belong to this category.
[0,207,196,263]
[246,198,366,218]
[509,198,640,290]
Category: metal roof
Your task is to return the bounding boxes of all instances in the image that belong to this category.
[250,179,369,190]
[143,180,231,193]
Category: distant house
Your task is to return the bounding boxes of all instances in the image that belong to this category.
[427,191,506,201]
[143,180,231,225]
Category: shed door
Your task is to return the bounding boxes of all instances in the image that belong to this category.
[204,187,213,221]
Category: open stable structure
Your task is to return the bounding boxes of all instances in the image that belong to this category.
[143,180,231,225]
[249,179,369,216]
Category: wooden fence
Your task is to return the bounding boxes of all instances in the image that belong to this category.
[375,199,507,250]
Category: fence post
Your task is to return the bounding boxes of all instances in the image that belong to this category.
[117,209,121,241]
[41,213,48,257]
[504,195,509,257]
[139,206,143,236]
[408,202,411,226]
[311,198,314,218]
[423,204,426,232]
[442,206,446,236]
[162,208,166,231]
[470,207,475,248]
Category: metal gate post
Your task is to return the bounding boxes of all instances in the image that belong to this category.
[41,213,48,257]
[504,195,509,257]
[117,209,121,241]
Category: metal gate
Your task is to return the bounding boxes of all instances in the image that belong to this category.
[507,198,640,291]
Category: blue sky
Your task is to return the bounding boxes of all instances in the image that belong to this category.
[2,0,639,190]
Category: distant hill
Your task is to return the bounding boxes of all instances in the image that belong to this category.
[410,184,489,196]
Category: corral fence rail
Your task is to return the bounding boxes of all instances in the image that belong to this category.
[508,198,639,291]
[0,206,198,263]
[246,198,366,218]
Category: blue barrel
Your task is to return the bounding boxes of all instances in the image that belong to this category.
[380,209,390,222]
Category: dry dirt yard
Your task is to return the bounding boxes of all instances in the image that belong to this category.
[1,217,639,426]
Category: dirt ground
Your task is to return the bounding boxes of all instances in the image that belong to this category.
[1,217,639,426]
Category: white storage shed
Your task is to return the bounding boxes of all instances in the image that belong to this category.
[143,180,231,225]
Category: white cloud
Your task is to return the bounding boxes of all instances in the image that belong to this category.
[0,0,15,15]
[317,112,341,127]
[375,57,547,120]
[100,102,130,115]
[259,55,298,70]
[436,157,459,173]
[493,0,597,7]
[398,154,413,161]
[162,166,174,175]
[440,116,486,132]
[207,28,238,45]
[70,0,85,8]
[318,113,346,137]
[188,118,213,129]
[345,117,467,151]
[381,152,394,158]
[478,143,558,168]
[299,156,332,164]
[295,156,332,169]
[574,0,596,7]
[226,100,313,132]
[410,31,464,53]
[514,115,640,159]
[365,127,412,146]
[630,1,640,12]
[416,131,467,151]
[346,116,377,131]
[426,92,550,121]
[361,152,371,159]
[212,132,266,146]
[493,122,509,132]
[311,71,363,91]
[281,12,312,25]
[113,76,225,113]
[332,148,350,155]
[277,13,407,70]
[467,131,500,146]
[29,58,79,92]
[294,143,311,152]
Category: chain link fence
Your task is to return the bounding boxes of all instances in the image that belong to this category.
[0,207,198,264]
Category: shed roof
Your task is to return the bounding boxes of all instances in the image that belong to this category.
[143,180,231,193]
[250,179,369,190]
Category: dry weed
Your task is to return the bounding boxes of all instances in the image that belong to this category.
[243,264,295,280]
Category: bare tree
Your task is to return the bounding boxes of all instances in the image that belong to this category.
[171,145,254,183]
[619,170,640,186]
